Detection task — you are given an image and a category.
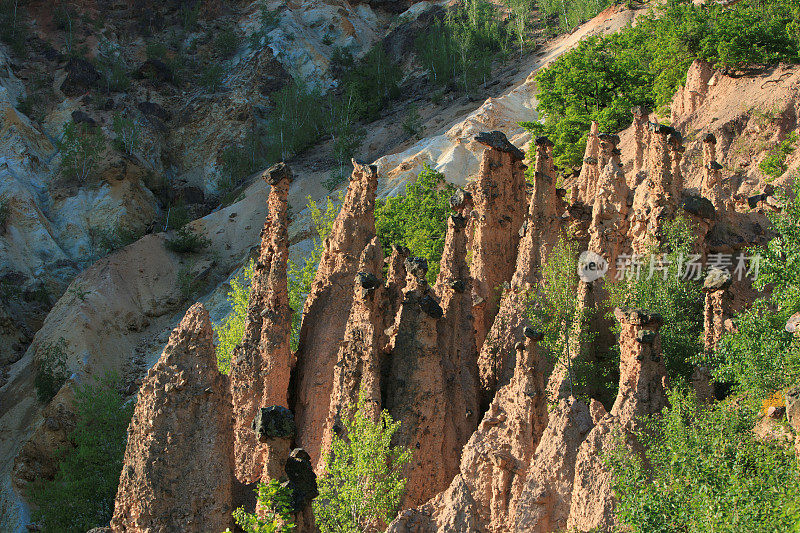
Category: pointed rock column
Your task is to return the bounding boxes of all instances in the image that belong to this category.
[292,160,378,468]
[701,133,728,211]
[631,124,679,254]
[668,130,685,199]
[388,328,549,532]
[111,304,234,533]
[470,131,527,350]
[318,238,385,470]
[631,106,650,181]
[435,213,480,459]
[567,308,669,532]
[589,140,629,280]
[385,257,452,507]
[230,162,294,483]
[477,136,561,403]
[697,268,730,402]
[577,122,600,203]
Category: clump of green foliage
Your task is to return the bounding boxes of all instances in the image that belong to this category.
[608,388,800,533]
[760,131,797,180]
[89,224,142,256]
[710,182,800,398]
[111,113,140,155]
[59,121,106,184]
[164,225,211,254]
[314,393,411,532]
[214,261,255,374]
[97,38,130,92]
[375,165,454,284]
[34,338,69,403]
[289,194,340,350]
[415,0,510,94]
[0,0,29,56]
[340,44,403,122]
[607,215,704,388]
[177,263,204,300]
[525,233,592,398]
[401,105,424,139]
[215,25,238,58]
[29,373,134,532]
[528,0,800,168]
[227,480,295,533]
[537,0,612,33]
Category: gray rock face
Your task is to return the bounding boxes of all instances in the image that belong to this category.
[253,406,296,442]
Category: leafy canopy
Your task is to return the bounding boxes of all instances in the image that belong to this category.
[313,393,412,533]
[608,388,800,533]
[375,165,455,284]
[30,373,134,532]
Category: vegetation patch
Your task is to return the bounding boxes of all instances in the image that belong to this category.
[760,131,797,180]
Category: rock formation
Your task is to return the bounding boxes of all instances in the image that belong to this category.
[703,268,732,353]
[470,131,527,349]
[630,123,680,254]
[292,160,379,468]
[477,136,561,402]
[110,304,234,533]
[701,133,728,211]
[435,213,480,453]
[577,122,601,203]
[318,237,385,470]
[387,329,548,532]
[385,257,452,506]
[230,163,294,484]
[566,308,669,532]
[631,106,650,181]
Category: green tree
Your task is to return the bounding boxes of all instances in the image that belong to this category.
[375,165,454,284]
[607,215,704,387]
[30,373,134,532]
[112,113,140,155]
[227,480,295,533]
[525,233,587,397]
[711,182,800,398]
[214,261,255,374]
[59,121,106,183]
[313,393,412,533]
[607,387,800,533]
[34,338,69,403]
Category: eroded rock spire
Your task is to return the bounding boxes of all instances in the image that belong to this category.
[292,160,379,468]
[230,162,294,483]
[111,304,234,533]
[470,131,527,350]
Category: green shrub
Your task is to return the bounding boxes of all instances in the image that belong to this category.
[179,3,202,31]
[415,0,509,94]
[401,105,424,139]
[710,182,800,398]
[34,338,69,403]
[145,41,168,61]
[530,0,800,168]
[165,199,191,231]
[201,63,224,91]
[265,81,327,161]
[215,26,238,58]
[0,197,9,232]
[525,233,591,398]
[89,224,142,256]
[314,393,411,532]
[0,0,29,56]
[177,264,205,300]
[375,165,454,284]
[164,225,211,254]
[537,0,612,32]
[289,195,340,350]
[760,131,797,180]
[97,38,129,92]
[29,373,134,532]
[112,113,140,155]
[227,480,295,533]
[59,121,106,183]
[341,44,403,122]
[607,215,704,389]
[214,261,254,374]
[503,0,535,51]
[607,387,800,533]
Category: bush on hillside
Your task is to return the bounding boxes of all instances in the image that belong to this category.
[29,373,134,532]
[59,121,106,184]
[313,393,411,532]
[528,0,800,168]
[164,225,211,254]
[375,165,454,284]
[608,388,800,532]
[34,338,69,403]
[214,261,255,374]
[227,480,295,533]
